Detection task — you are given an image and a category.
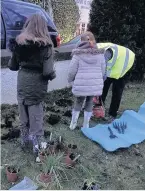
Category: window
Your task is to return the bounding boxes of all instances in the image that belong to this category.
[69,36,81,44]
[2,2,42,30]
[81,23,86,33]
[2,2,56,32]
[1,15,5,49]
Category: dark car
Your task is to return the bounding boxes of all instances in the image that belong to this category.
[57,35,108,53]
[1,0,60,49]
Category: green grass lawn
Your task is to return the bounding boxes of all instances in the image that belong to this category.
[1,82,145,190]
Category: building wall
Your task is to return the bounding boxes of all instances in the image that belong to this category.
[75,0,92,35]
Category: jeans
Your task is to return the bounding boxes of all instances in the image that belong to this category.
[74,96,94,112]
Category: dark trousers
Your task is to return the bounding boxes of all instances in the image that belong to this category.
[102,77,125,117]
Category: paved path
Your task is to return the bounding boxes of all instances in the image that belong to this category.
[1,60,70,104]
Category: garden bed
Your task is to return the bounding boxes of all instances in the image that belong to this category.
[1,84,145,190]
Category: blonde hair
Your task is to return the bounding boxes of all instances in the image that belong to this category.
[16,14,52,46]
[81,32,96,46]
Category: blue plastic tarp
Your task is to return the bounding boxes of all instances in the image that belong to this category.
[81,102,145,152]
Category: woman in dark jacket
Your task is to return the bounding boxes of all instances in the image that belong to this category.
[8,14,56,155]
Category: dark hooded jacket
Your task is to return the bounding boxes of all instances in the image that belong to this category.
[8,39,56,105]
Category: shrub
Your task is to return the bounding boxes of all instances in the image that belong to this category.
[29,0,80,43]
[51,0,80,43]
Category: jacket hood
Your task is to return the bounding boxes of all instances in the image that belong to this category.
[72,41,105,64]
[9,39,52,62]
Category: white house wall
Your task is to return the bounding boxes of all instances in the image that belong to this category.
[75,0,93,23]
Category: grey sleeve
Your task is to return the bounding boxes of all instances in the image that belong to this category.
[68,55,79,83]
[43,47,56,81]
[8,52,19,71]
[101,55,106,77]
[104,48,113,62]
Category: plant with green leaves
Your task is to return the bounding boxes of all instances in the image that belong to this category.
[51,0,80,43]
[37,153,68,189]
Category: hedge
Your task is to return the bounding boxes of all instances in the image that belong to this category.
[29,0,80,43]
[89,0,145,81]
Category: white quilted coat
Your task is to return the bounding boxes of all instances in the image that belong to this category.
[68,42,106,97]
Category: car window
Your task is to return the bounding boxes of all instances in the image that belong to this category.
[2,2,48,30]
[68,36,81,44]
[1,16,4,35]
[1,15,5,49]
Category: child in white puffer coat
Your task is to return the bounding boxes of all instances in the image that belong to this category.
[68,32,106,130]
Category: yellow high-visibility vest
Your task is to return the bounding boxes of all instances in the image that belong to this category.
[97,42,135,79]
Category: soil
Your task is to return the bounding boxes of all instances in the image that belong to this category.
[72,145,77,149]
[55,99,73,107]
[68,144,77,150]
[69,153,75,160]
[82,182,100,190]
[1,129,51,140]
[7,166,18,173]
[49,141,54,145]
[47,114,61,125]
[1,123,6,128]
[1,88,73,140]
[45,105,60,113]
[44,130,51,138]
[40,152,45,156]
[55,142,65,151]
[63,110,72,117]
[44,88,72,106]
[1,129,20,140]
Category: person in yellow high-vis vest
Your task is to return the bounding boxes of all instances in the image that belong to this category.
[97,42,135,121]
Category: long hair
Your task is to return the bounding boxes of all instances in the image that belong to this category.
[16,14,52,46]
[81,31,96,46]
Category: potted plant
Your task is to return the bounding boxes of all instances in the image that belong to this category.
[38,153,66,188]
[55,136,67,153]
[38,150,47,163]
[35,144,48,163]
[65,153,80,168]
[6,165,19,183]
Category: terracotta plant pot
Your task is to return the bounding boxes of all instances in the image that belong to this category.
[65,154,75,168]
[6,166,19,183]
[39,152,46,162]
[39,173,52,183]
